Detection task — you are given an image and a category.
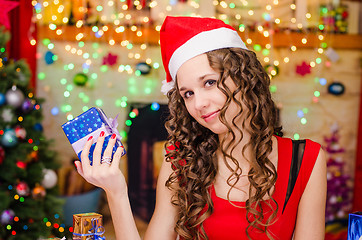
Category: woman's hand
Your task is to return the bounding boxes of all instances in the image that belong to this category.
[74,131,127,196]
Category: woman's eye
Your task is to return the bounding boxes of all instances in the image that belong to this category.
[205,80,216,87]
[184,91,193,99]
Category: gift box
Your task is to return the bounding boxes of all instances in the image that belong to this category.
[62,107,125,165]
[347,212,362,240]
[73,212,105,240]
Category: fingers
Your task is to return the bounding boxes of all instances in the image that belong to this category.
[111,145,125,170]
[102,133,117,165]
[80,135,94,173]
[93,131,106,167]
[74,160,84,176]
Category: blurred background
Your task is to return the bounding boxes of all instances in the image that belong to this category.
[0,0,361,239]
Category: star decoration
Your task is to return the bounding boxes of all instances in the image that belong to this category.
[102,52,118,66]
[0,0,20,29]
[296,61,311,76]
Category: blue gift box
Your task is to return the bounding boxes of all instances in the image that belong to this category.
[348,212,362,240]
[61,107,125,165]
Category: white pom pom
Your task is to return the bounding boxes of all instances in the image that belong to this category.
[161,79,175,95]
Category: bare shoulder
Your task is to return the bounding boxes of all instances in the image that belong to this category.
[144,158,178,239]
[294,147,327,240]
[307,146,327,186]
[314,147,327,174]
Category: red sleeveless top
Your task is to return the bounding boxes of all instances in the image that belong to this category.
[202,136,321,239]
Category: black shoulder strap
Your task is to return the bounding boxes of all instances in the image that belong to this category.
[282,139,306,214]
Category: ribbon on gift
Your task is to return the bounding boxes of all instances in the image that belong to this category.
[98,109,122,144]
[71,109,122,156]
[73,218,105,240]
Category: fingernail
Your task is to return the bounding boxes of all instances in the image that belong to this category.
[100,131,105,137]
[111,134,116,139]
[88,136,93,141]
[73,161,78,171]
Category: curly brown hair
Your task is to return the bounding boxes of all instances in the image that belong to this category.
[164,48,283,240]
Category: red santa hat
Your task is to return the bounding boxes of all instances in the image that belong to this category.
[160,16,248,94]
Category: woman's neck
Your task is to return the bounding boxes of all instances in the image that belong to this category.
[217,130,253,171]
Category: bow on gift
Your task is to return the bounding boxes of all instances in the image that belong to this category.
[73,218,105,240]
[103,113,122,144]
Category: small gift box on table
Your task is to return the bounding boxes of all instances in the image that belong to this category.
[73,212,105,240]
[348,212,362,240]
[62,107,125,165]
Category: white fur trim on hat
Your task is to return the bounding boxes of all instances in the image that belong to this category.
[168,27,247,81]
[161,79,175,95]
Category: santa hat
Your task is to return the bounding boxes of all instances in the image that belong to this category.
[160,16,248,94]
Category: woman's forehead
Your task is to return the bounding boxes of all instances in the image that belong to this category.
[176,55,218,86]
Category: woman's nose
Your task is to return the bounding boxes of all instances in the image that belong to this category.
[194,91,209,110]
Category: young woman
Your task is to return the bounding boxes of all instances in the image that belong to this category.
[75,16,327,240]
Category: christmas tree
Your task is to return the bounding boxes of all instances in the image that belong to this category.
[324,123,353,223]
[0,27,64,239]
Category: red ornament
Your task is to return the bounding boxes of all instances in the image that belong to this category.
[16,181,30,196]
[0,146,4,164]
[16,161,27,169]
[32,184,46,199]
[102,52,118,66]
[15,125,26,140]
[0,0,19,29]
[296,61,311,76]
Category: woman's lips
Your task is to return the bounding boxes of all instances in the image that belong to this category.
[202,110,220,122]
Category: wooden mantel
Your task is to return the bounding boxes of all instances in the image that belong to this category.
[38,25,362,49]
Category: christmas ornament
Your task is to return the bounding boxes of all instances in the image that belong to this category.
[21,98,34,113]
[44,51,55,65]
[1,108,14,122]
[0,146,4,164]
[0,0,19,29]
[264,64,279,78]
[1,128,18,147]
[0,93,6,105]
[73,73,88,86]
[16,181,30,196]
[102,52,118,66]
[328,82,345,96]
[0,209,15,224]
[16,161,27,169]
[296,61,311,76]
[33,123,43,131]
[32,184,46,199]
[15,125,26,140]
[26,151,39,162]
[5,86,25,108]
[41,169,58,189]
[136,62,152,75]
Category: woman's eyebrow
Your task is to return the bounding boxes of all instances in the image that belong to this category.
[199,73,218,81]
[179,73,218,92]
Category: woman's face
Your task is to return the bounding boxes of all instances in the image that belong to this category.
[176,53,243,135]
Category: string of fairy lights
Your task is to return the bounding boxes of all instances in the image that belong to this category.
[32,0,343,145]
